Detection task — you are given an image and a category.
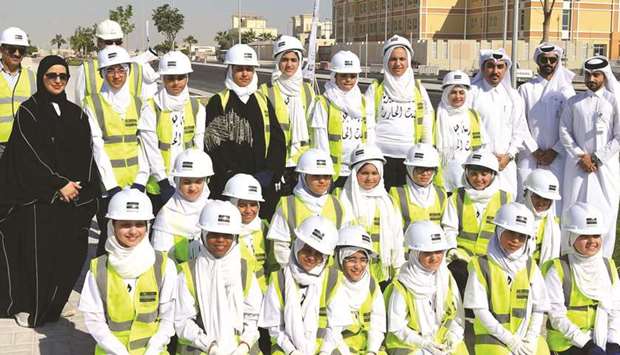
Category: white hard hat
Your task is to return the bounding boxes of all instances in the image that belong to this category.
[294,215,339,256]
[224,44,259,67]
[493,202,535,237]
[349,144,386,168]
[442,70,471,89]
[383,34,413,56]
[405,221,450,252]
[273,35,304,58]
[443,160,465,192]
[96,19,123,40]
[0,27,29,47]
[222,173,265,202]
[404,143,439,168]
[295,149,335,175]
[463,149,499,173]
[106,188,154,221]
[170,149,214,178]
[336,225,375,255]
[199,200,242,235]
[524,169,561,201]
[562,202,605,236]
[98,46,132,69]
[330,50,361,74]
[158,51,193,75]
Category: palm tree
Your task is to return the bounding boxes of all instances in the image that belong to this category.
[214,31,232,49]
[50,34,66,53]
[183,35,198,53]
[257,32,275,41]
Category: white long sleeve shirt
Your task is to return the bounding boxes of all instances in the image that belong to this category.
[79,259,177,355]
[365,81,434,158]
[138,97,206,183]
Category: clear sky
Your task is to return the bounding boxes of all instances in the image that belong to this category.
[2,0,332,50]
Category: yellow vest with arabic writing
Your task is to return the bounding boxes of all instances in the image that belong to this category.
[91,252,169,355]
[389,184,447,229]
[145,97,200,194]
[316,95,367,180]
[83,59,143,98]
[83,94,142,188]
[259,81,314,165]
[0,67,36,142]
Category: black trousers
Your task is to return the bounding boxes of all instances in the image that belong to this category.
[95,196,110,256]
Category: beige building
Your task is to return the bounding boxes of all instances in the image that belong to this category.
[292,14,335,45]
[229,15,278,40]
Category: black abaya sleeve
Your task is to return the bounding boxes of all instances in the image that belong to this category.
[262,100,285,182]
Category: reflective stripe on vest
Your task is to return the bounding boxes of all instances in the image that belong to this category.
[145,97,199,194]
[455,188,509,257]
[471,255,534,349]
[91,252,166,353]
[281,194,344,233]
[240,228,268,292]
[216,89,270,158]
[391,184,446,229]
[83,59,143,98]
[372,79,425,143]
[365,207,393,283]
[0,67,36,142]
[85,94,142,188]
[317,95,367,180]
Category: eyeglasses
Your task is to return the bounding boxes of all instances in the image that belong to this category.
[539,56,558,65]
[44,72,70,82]
[103,39,123,46]
[163,74,188,81]
[105,66,128,75]
[2,45,27,55]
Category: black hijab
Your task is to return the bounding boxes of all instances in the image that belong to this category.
[33,55,70,109]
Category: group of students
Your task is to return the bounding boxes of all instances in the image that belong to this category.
[0,17,619,355]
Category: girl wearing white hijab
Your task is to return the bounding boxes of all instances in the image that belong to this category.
[79,189,177,355]
[175,200,263,355]
[465,202,550,355]
[386,221,467,354]
[544,202,620,355]
[340,144,404,284]
[139,51,206,212]
[267,148,352,267]
[311,50,375,188]
[365,35,434,189]
[260,216,351,355]
[151,148,213,264]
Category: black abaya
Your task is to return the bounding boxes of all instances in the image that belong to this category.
[0,56,99,326]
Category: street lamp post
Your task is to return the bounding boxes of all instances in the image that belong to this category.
[238,0,242,44]
[511,0,519,88]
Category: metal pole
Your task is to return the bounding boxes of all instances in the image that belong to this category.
[511,0,519,88]
[384,0,388,41]
[343,2,346,43]
[365,33,369,78]
[464,0,468,40]
[238,0,242,44]
[503,0,508,47]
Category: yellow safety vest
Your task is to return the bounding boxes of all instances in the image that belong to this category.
[363,206,399,283]
[84,94,142,188]
[240,219,270,292]
[389,184,447,229]
[454,187,510,259]
[83,59,143,98]
[384,277,468,355]
[269,266,342,355]
[531,215,560,265]
[212,88,271,158]
[91,252,168,355]
[316,95,367,180]
[259,81,314,165]
[0,67,36,142]
[543,255,618,352]
[370,79,426,143]
[145,97,200,195]
[278,194,344,233]
[340,277,382,354]
[176,255,260,355]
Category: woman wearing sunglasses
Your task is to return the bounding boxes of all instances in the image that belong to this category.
[0,55,99,327]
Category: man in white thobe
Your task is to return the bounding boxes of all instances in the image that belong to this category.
[470,49,535,196]
[517,43,575,213]
[559,56,620,258]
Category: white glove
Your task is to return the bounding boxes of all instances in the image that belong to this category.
[506,335,529,355]
[522,338,537,355]
[207,343,219,355]
[230,343,250,355]
[445,331,461,354]
[143,345,163,355]
[420,337,446,355]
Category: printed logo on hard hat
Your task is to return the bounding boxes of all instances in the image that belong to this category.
[248,185,258,193]
[15,34,23,40]
[126,201,140,212]
[548,184,557,192]
[217,214,231,224]
[182,161,193,169]
[361,234,371,244]
[492,53,503,60]
[277,41,286,48]
[243,52,253,59]
[168,61,176,67]
[108,52,117,59]
[430,233,442,242]
[515,215,528,225]
[454,74,462,79]
[344,60,353,66]
[390,37,398,42]
[472,154,482,160]
[316,159,326,167]
[586,217,598,225]
[311,228,324,240]
[355,149,365,156]
[414,152,424,159]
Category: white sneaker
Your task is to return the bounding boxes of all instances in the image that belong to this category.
[14,312,31,328]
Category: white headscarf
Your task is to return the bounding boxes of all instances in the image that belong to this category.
[533,43,575,96]
[567,231,613,348]
[382,45,415,102]
[324,73,363,118]
[524,190,560,265]
[104,220,156,279]
[404,165,436,208]
[155,85,190,112]
[229,197,263,244]
[272,50,309,160]
[462,168,499,212]
[471,49,513,92]
[584,56,620,105]
[435,84,472,162]
[225,66,258,104]
[487,226,530,280]
[337,247,371,310]
[100,63,131,114]
[151,178,210,238]
[340,160,401,274]
[292,173,331,214]
[194,238,245,353]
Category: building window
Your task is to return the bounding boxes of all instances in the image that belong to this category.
[562,9,571,31]
[520,9,525,31]
[593,44,607,56]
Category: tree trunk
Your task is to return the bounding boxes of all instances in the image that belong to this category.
[541,0,556,43]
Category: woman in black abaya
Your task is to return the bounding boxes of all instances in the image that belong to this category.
[0,55,99,327]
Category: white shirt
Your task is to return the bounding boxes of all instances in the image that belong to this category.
[138,97,206,182]
[365,82,434,158]
[79,259,178,355]
[0,61,21,89]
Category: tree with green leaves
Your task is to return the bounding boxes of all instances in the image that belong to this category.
[50,34,66,52]
[109,5,135,44]
[153,40,176,55]
[241,29,257,44]
[257,32,275,41]
[214,31,233,49]
[541,0,557,43]
[152,4,184,51]
[183,35,198,53]
[70,26,96,56]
